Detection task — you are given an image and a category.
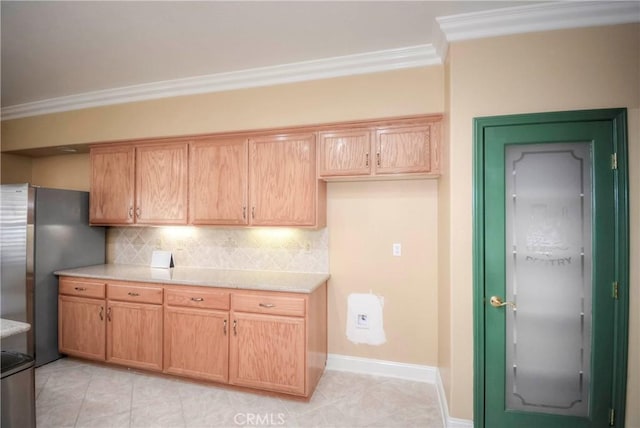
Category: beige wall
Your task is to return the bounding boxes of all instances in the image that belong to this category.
[327,180,439,365]
[1,67,443,151]
[31,154,90,191]
[1,153,32,184]
[443,23,640,426]
[0,153,89,190]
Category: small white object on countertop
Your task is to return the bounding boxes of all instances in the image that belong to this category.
[150,250,174,269]
[0,318,31,339]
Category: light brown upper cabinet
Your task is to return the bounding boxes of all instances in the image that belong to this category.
[317,129,372,177]
[135,143,188,224]
[318,116,441,180]
[249,133,325,227]
[90,142,188,225]
[190,135,325,227]
[90,146,135,224]
[89,115,437,226]
[189,138,248,225]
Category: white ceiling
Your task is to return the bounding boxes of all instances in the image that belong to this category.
[1,1,535,109]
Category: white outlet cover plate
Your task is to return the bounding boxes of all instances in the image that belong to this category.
[392,243,402,256]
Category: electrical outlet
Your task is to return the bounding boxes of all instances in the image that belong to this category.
[356,313,369,329]
[393,243,402,256]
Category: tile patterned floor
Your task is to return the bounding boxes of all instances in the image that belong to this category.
[35,358,443,428]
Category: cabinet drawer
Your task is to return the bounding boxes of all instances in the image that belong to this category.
[231,293,305,317]
[59,277,105,299]
[107,283,163,304]
[165,287,229,310]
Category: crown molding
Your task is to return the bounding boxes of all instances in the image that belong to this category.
[1,44,439,120]
[4,2,637,120]
[437,1,640,43]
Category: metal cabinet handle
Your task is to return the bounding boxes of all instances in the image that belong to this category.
[233,320,237,336]
[259,303,275,308]
[135,207,141,218]
[128,207,134,218]
[242,206,247,220]
[99,306,104,321]
[490,296,516,310]
[128,292,139,297]
[107,307,112,322]
[223,319,227,336]
[190,297,204,302]
[251,207,255,219]
[74,287,87,291]
[376,152,381,167]
[365,153,369,167]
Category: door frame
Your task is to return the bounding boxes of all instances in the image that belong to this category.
[472,109,629,427]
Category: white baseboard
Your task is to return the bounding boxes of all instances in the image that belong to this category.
[326,354,473,428]
[326,353,436,383]
[435,370,474,428]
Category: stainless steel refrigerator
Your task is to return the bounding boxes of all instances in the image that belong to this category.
[1,184,105,367]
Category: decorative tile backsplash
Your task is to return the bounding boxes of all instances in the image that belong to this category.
[107,227,329,274]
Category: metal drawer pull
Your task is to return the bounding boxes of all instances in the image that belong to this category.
[365,153,369,166]
[99,306,104,321]
[376,152,381,167]
[74,287,87,291]
[223,319,227,335]
[127,292,139,297]
[259,303,275,308]
[190,297,204,302]
[107,307,112,322]
[233,320,237,336]
[128,207,133,218]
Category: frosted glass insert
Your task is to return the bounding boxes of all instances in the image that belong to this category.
[504,143,592,417]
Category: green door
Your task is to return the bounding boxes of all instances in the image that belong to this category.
[473,109,629,428]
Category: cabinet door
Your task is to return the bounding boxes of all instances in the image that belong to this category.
[106,301,163,371]
[229,312,305,395]
[164,307,229,382]
[90,146,135,224]
[375,125,432,174]
[136,142,188,224]
[318,129,372,177]
[58,295,106,361]
[189,139,248,225]
[249,134,316,226]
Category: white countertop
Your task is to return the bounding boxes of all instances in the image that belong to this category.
[0,318,31,339]
[55,264,330,294]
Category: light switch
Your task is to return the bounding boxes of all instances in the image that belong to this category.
[392,243,402,256]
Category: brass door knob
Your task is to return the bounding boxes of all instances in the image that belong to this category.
[490,295,516,310]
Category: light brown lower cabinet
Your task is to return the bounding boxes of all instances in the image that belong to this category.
[105,282,164,372]
[58,276,327,398]
[58,295,106,361]
[58,277,107,361]
[164,307,229,382]
[229,311,306,395]
[106,300,163,372]
[229,285,327,397]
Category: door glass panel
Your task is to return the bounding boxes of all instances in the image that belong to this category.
[504,142,592,417]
